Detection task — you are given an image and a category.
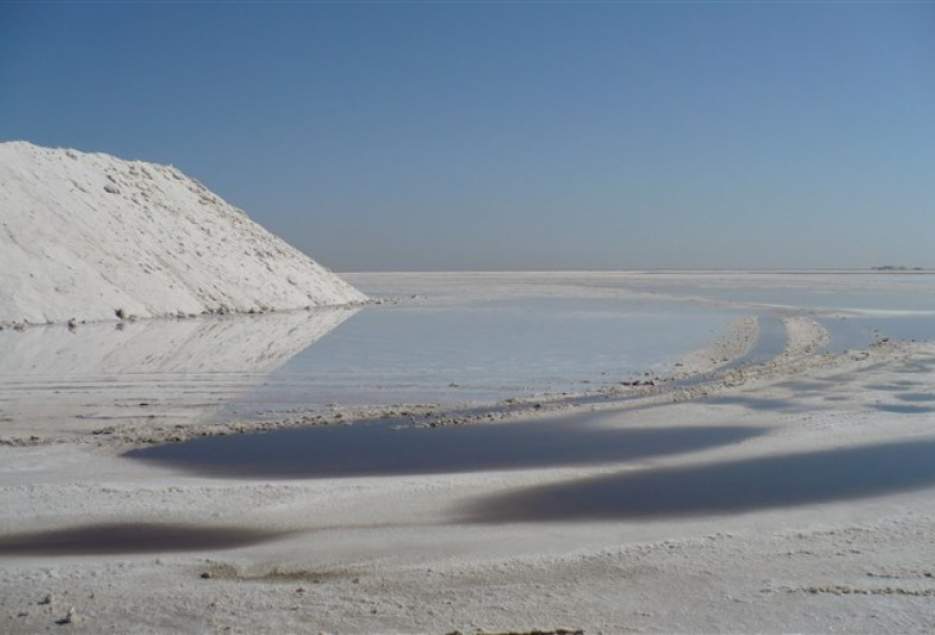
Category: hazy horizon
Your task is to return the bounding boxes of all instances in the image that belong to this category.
[2,3,933,271]
[337,266,932,273]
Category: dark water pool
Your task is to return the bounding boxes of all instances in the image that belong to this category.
[461,438,935,523]
[0,523,288,556]
[126,415,765,479]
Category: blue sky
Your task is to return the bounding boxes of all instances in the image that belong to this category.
[2,2,933,271]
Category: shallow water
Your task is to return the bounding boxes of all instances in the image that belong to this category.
[127,413,765,478]
[226,297,742,414]
[3,273,934,435]
[0,309,357,429]
[461,438,935,522]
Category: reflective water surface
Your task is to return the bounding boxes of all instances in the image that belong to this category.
[229,297,743,413]
[0,309,356,429]
[127,413,765,478]
[462,438,935,522]
[4,274,934,431]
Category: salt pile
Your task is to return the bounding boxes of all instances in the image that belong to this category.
[0,141,365,326]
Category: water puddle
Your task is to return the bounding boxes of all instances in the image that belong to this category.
[126,414,765,479]
[461,438,935,522]
[0,523,289,556]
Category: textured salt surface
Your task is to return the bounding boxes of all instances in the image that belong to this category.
[0,141,364,326]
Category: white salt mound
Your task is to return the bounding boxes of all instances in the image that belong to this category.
[0,141,366,325]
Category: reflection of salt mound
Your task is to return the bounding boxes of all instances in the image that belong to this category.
[0,309,358,441]
[0,308,357,376]
[0,141,365,326]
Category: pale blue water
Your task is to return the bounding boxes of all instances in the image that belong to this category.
[224,297,743,415]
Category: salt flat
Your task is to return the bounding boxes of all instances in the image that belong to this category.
[2,272,935,633]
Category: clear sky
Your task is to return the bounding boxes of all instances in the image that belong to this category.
[2,2,933,271]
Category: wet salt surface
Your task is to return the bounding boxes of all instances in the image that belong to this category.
[127,413,765,478]
[462,438,935,522]
[0,523,288,556]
